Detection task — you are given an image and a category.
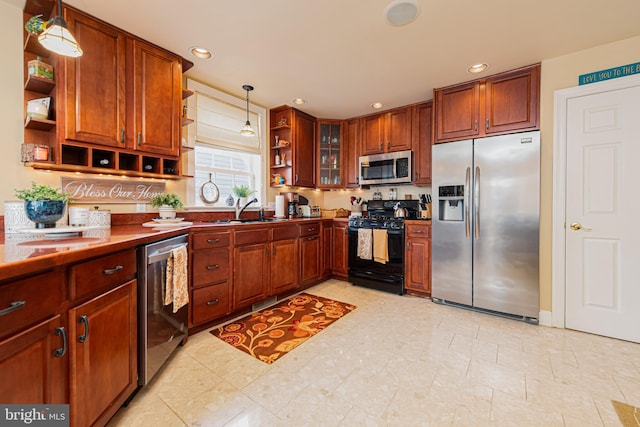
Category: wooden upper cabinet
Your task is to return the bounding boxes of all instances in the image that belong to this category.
[484,65,539,135]
[132,39,181,156]
[61,7,181,157]
[63,8,126,148]
[293,109,316,187]
[343,118,361,188]
[361,113,385,155]
[434,64,540,143]
[386,107,412,152]
[412,101,433,186]
[434,81,480,143]
[361,107,412,155]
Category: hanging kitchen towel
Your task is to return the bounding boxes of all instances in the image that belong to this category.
[373,229,389,264]
[165,245,189,313]
[357,228,373,260]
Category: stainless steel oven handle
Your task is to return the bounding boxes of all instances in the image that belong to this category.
[465,167,471,239]
[147,243,188,264]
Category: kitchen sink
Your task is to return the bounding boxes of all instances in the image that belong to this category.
[205,218,284,224]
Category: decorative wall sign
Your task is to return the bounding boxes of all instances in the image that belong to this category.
[61,177,166,203]
[579,62,640,85]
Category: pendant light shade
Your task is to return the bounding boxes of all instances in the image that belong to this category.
[240,84,256,137]
[38,0,83,57]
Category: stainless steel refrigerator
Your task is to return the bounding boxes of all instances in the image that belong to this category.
[431,131,540,321]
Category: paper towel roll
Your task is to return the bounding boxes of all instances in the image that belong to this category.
[275,195,285,218]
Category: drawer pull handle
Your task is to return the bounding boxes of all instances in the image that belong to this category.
[103,265,124,275]
[307,236,317,241]
[307,228,315,232]
[78,315,89,344]
[55,327,67,358]
[412,230,423,234]
[207,264,220,270]
[137,131,142,146]
[206,299,219,306]
[120,129,125,143]
[0,301,25,316]
[207,238,220,244]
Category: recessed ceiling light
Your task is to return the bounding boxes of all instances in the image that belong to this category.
[293,98,306,105]
[371,102,384,109]
[467,63,489,74]
[384,0,420,27]
[189,46,212,60]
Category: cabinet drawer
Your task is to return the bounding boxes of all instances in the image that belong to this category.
[192,248,230,286]
[299,222,320,237]
[192,231,231,250]
[235,228,270,246]
[70,249,136,300]
[406,224,431,238]
[192,281,231,325]
[273,225,298,241]
[0,270,64,339]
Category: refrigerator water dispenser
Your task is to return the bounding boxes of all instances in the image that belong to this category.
[438,185,464,221]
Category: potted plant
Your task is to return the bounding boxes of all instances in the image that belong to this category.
[232,184,254,207]
[15,182,71,229]
[150,193,184,218]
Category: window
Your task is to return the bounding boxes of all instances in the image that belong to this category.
[193,146,261,207]
[187,79,266,207]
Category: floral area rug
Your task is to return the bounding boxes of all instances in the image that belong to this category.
[211,293,356,364]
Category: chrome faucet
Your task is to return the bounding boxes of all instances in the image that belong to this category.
[235,197,258,220]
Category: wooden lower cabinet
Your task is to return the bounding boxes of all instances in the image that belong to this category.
[271,238,299,294]
[331,221,349,279]
[69,279,137,427]
[0,315,67,404]
[299,222,321,287]
[404,223,432,296]
[234,242,270,309]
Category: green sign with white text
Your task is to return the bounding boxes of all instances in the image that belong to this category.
[579,62,640,85]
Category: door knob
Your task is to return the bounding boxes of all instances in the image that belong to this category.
[570,222,592,231]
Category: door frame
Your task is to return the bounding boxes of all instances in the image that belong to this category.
[551,73,640,328]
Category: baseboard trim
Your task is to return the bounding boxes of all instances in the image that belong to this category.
[538,310,553,327]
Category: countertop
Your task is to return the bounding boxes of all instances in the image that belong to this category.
[0,217,330,283]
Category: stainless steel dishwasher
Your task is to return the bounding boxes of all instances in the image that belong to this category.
[137,234,189,386]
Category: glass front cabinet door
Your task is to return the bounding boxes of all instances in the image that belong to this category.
[317,121,342,188]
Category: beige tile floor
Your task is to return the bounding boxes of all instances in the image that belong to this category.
[108,279,640,426]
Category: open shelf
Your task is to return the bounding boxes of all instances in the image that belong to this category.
[182,117,194,126]
[182,88,195,99]
[24,75,55,94]
[25,117,55,131]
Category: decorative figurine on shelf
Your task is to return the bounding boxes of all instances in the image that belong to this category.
[225,194,235,206]
[277,116,287,126]
[275,135,279,146]
[25,15,48,35]
[281,152,286,165]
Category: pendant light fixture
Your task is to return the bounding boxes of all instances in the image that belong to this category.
[240,84,256,137]
[38,0,83,57]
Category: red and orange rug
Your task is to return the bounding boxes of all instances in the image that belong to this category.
[211,293,356,364]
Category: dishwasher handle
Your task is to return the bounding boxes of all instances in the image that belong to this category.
[147,243,188,264]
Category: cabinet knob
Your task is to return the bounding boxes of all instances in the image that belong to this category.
[406,241,411,250]
[137,131,141,146]
[486,119,490,130]
[474,120,478,131]
[120,129,125,143]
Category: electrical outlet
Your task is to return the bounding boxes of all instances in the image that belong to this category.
[136,203,146,213]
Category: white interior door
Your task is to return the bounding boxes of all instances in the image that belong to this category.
[565,84,640,343]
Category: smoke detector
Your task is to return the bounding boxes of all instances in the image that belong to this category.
[384,0,420,27]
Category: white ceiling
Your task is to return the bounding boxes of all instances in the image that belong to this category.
[59,0,640,119]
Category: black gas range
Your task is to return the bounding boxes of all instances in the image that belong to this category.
[348,200,419,295]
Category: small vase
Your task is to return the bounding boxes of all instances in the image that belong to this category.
[158,205,176,219]
[238,197,248,207]
[24,200,66,229]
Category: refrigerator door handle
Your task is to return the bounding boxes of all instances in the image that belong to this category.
[465,167,471,238]
[474,166,480,239]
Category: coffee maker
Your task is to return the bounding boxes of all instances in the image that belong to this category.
[281,191,299,218]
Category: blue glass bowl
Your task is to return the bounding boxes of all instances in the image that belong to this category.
[24,200,66,229]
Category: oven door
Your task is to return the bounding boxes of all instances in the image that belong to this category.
[348,227,405,294]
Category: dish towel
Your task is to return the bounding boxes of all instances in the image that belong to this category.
[373,229,389,264]
[164,245,189,313]
[357,228,373,260]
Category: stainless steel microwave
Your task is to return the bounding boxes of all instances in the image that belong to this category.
[359,150,413,185]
